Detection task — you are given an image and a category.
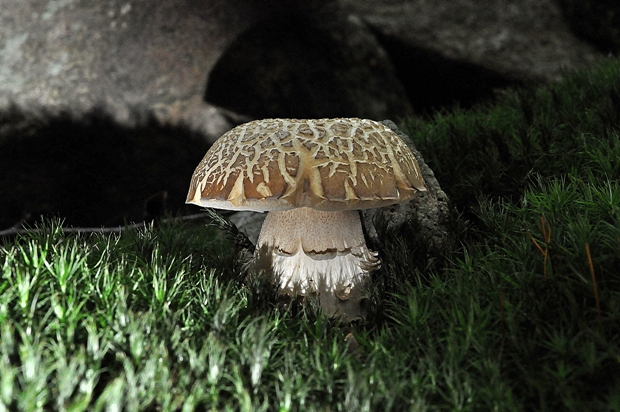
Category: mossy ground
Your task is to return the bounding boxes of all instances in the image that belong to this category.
[2,58,620,411]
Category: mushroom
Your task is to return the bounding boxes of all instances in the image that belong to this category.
[186,118,427,320]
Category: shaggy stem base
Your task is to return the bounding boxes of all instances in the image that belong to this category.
[253,207,379,320]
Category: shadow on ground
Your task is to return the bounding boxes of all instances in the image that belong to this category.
[0,108,210,230]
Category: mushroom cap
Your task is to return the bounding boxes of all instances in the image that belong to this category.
[186,118,427,212]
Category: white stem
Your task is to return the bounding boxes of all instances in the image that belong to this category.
[253,207,380,319]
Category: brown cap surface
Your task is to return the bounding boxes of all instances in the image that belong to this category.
[186,118,427,212]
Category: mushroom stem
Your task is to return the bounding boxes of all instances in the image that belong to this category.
[252,207,380,319]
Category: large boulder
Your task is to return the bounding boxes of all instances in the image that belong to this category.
[205,0,607,117]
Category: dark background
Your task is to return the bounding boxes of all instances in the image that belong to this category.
[0,0,618,232]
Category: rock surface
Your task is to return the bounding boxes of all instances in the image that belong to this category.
[0,0,329,141]
[346,0,602,82]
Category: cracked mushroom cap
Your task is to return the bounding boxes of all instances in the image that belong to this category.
[186,118,427,212]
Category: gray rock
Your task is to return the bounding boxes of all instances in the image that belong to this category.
[228,211,266,246]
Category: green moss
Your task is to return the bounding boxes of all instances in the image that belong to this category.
[2,58,620,411]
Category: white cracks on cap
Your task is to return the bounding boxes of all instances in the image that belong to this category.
[251,207,380,320]
[186,118,428,212]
